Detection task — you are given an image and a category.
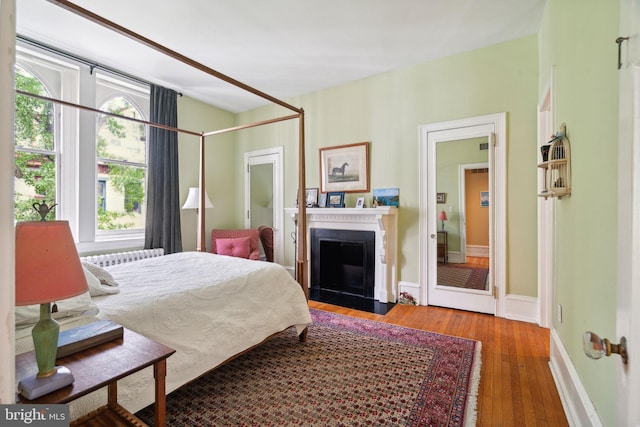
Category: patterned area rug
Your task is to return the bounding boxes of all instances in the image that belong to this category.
[136,309,481,426]
[438,265,489,290]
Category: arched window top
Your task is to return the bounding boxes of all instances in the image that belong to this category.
[97,96,146,164]
[14,66,54,152]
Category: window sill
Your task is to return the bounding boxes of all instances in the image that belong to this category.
[76,237,145,256]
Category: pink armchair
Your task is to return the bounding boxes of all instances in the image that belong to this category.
[210,229,260,260]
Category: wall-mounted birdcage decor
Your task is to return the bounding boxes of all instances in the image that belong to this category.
[538,123,571,199]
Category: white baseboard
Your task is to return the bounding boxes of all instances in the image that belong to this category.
[549,328,602,427]
[466,245,489,257]
[503,294,538,324]
[445,251,462,263]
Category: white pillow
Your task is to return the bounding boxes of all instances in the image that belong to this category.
[15,291,99,329]
[81,262,119,287]
[84,267,120,297]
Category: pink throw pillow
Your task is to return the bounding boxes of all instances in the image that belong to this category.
[216,237,251,259]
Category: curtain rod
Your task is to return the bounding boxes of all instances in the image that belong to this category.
[17,35,183,96]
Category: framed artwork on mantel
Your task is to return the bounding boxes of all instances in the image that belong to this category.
[319,142,369,193]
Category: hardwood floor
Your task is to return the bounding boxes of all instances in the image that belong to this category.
[459,255,490,269]
[309,300,569,426]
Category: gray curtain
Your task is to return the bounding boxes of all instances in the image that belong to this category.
[144,85,182,253]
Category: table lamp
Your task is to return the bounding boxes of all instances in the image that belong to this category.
[15,221,89,399]
[182,187,214,211]
[438,210,448,231]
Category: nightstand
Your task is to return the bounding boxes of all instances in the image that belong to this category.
[437,230,448,263]
[16,327,175,427]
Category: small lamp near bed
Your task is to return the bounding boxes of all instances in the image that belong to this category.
[15,221,89,399]
[182,187,214,211]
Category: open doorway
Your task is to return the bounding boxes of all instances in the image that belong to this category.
[462,164,490,261]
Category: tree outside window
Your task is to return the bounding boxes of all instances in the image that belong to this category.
[14,66,57,221]
[96,96,147,231]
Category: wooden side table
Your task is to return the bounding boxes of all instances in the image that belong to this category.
[437,230,448,263]
[16,327,175,427]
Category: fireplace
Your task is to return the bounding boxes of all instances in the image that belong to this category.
[285,206,398,311]
[311,228,375,303]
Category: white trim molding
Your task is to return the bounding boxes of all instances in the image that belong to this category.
[549,328,603,427]
[503,294,538,324]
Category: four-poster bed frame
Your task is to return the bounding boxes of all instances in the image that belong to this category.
[20,0,310,298]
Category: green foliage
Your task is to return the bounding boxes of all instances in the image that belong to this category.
[14,68,56,222]
[15,69,54,151]
[97,207,134,230]
[100,162,144,226]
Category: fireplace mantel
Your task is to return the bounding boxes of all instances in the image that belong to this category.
[285,207,398,302]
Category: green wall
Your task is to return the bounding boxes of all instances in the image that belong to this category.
[177,96,236,251]
[177,2,621,422]
[539,0,619,424]
[235,35,539,297]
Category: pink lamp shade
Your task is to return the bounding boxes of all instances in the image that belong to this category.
[438,211,448,221]
[15,221,88,306]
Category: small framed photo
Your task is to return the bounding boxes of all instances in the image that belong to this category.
[355,197,365,208]
[436,192,446,204]
[318,193,327,208]
[326,191,345,208]
[305,188,319,207]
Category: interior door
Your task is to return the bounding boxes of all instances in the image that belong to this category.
[429,133,494,314]
[419,113,506,316]
[244,147,284,263]
[616,0,640,423]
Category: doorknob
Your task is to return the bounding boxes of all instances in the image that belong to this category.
[582,331,628,364]
[430,234,436,238]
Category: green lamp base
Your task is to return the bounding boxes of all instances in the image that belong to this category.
[18,366,74,400]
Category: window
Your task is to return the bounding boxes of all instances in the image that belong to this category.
[95,76,148,232]
[14,66,57,221]
[15,43,150,252]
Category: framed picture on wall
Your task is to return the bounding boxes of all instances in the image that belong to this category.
[480,191,489,207]
[436,192,446,204]
[319,142,369,193]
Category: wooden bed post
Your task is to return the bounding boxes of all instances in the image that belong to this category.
[197,133,206,252]
[296,111,308,296]
[297,111,309,342]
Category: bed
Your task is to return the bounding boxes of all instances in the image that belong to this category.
[15,251,312,418]
[14,1,314,418]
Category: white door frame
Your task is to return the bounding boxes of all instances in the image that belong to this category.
[419,112,506,316]
[538,75,555,329]
[244,147,284,264]
[616,0,640,423]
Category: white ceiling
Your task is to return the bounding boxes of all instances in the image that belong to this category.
[16,0,546,113]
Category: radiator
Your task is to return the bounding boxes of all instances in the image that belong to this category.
[80,248,165,267]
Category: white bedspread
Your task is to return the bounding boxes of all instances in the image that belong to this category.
[16,251,311,417]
